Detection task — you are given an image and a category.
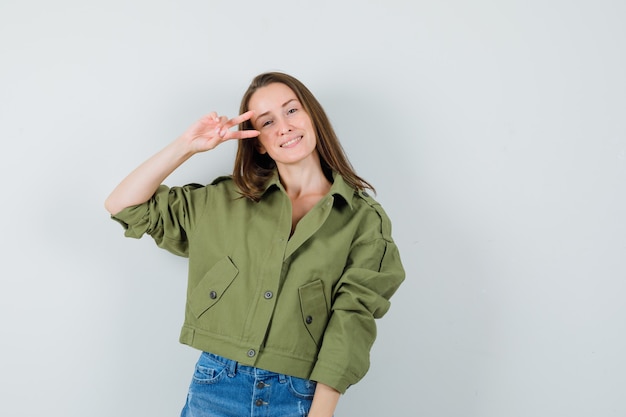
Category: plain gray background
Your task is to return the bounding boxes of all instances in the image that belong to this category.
[1,0,625,416]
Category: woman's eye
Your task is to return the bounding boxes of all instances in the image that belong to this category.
[262,120,272,127]
[287,108,298,114]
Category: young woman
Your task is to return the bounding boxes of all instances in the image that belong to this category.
[105,72,405,417]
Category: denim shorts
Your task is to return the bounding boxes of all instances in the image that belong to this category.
[180,352,317,417]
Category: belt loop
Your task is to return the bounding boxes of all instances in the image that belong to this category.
[227,358,237,377]
[278,373,287,383]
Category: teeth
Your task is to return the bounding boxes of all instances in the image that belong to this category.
[281,137,301,147]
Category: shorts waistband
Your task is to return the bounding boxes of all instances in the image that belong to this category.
[202,351,288,381]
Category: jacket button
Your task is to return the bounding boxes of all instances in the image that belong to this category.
[247,349,256,357]
[264,291,273,299]
[305,315,313,324]
[209,291,217,299]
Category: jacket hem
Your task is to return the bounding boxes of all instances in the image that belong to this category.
[179,325,317,382]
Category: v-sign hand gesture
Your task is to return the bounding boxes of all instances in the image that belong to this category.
[182,110,260,154]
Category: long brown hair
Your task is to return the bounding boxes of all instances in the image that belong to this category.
[233,72,374,201]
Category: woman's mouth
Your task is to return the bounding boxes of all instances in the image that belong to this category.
[280,136,302,148]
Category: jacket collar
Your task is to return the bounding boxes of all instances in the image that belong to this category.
[261,169,355,210]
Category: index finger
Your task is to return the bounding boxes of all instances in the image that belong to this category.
[229,129,260,140]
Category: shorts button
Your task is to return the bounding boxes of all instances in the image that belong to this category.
[256,381,266,389]
[255,399,264,406]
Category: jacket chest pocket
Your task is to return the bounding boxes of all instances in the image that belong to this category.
[189,257,239,319]
[298,280,330,347]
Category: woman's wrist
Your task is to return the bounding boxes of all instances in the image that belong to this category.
[308,382,341,417]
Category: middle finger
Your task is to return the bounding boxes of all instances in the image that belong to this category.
[225,110,255,129]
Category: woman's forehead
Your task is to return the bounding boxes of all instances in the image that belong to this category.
[250,83,296,105]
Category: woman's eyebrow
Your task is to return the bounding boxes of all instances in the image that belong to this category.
[255,98,298,121]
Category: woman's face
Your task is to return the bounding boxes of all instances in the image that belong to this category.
[248,82,318,168]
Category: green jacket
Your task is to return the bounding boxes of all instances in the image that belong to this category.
[112,171,405,393]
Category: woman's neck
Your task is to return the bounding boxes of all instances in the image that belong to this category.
[276,157,331,199]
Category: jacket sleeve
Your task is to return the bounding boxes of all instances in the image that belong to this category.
[309,205,405,393]
[110,183,205,257]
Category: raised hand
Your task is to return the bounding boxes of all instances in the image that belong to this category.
[181,110,260,154]
[105,111,259,215]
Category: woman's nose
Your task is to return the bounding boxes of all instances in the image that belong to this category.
[275,117,291,135]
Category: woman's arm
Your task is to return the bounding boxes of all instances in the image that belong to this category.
[309,382,341,417]
[308,203,405,394]
[104,111,258,215]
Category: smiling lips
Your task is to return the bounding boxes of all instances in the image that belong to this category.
[280,136,303,148]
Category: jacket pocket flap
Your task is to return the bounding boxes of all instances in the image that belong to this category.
[298,280,330,346]
[189,257,239,319]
